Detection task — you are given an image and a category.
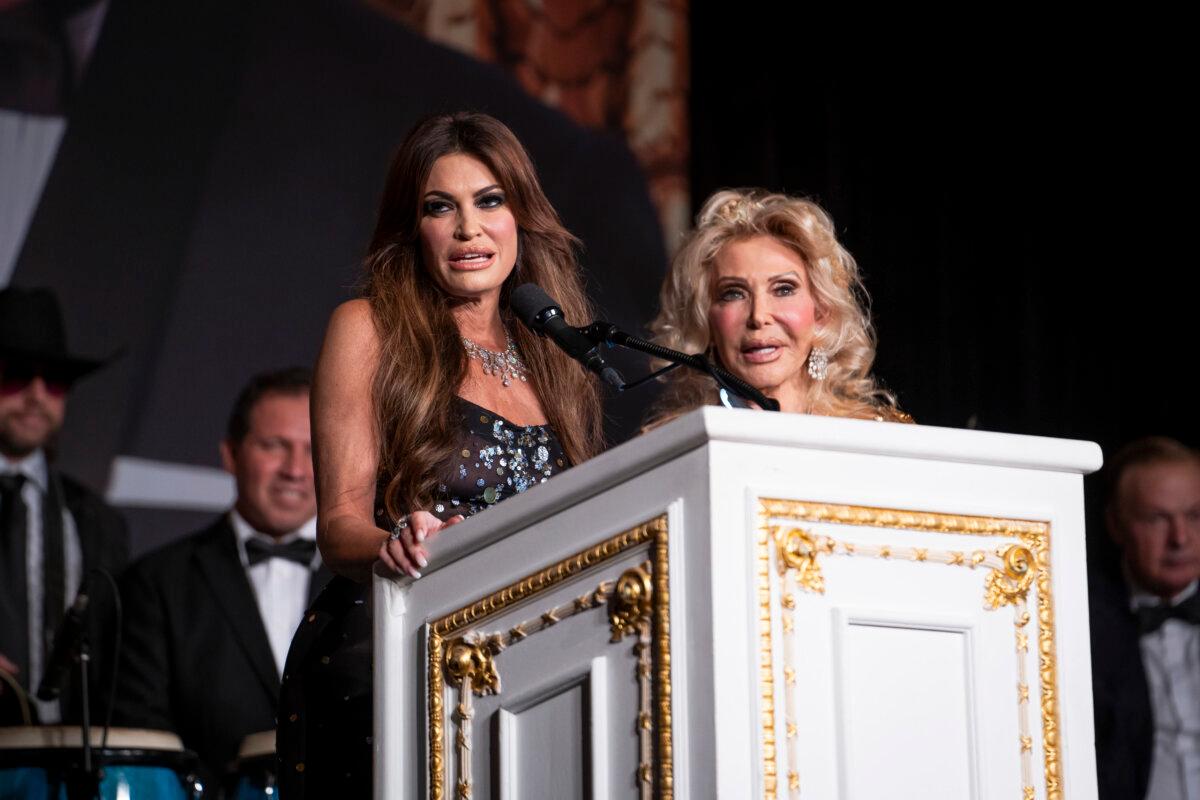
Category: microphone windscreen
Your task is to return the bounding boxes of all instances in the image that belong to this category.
[511,283,556,330]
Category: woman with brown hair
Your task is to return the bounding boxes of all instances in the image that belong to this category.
[276,112,604,796]
[648,188,908,424]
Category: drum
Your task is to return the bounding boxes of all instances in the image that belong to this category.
[0,726,204,800]
[225,731,277,800]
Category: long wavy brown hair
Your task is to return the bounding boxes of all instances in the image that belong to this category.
[648,189,902,424]
[364,112,604,521]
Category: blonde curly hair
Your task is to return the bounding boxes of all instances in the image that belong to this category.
[647,188,902,423]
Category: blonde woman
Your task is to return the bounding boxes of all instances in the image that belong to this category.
[648,188,908,423]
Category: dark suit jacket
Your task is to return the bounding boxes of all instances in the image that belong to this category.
[114,515,328,779]
[0,470,128,721]
[1090,564,1154,800]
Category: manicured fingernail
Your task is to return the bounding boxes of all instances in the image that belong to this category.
[411,570,422,579]
[416,530,426,543]
[416,554,428,568]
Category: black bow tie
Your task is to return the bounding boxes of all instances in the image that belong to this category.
[245,537,317,567]
[1136,592,1200,634]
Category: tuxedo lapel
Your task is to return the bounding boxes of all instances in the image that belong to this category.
[192,520,279,702]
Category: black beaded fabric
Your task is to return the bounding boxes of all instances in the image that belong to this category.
[276,398,571,798]
[420,397,570,520]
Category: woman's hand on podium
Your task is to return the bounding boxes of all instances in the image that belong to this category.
[378,510,466,579]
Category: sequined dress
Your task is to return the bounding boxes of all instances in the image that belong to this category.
[276,398,571,798]
[422,398,569,518]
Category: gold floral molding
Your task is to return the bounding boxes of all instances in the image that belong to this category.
[758,499,1061,800]
[444,637,501,696]
[611,564,654,641]
[985,545,1035,610]
[776,527,824,594]
[425,515,672,800]
[776,527,1037,611]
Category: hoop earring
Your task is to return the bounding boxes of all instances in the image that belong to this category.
[807,348,829,381]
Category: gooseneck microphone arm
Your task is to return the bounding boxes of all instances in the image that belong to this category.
[578,321,781,412]
[511,284,626,389]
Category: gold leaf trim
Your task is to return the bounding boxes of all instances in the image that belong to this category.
[759,499,1048,538]
[756,524,778,800]
[653,516,675,798]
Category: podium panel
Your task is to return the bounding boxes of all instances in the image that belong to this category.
[423,518,672,800]
[757,501,1060,800]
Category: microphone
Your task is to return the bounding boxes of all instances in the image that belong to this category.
[511,284,626,389]
[36,588,90,702]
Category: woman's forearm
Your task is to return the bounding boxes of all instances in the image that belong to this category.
[317,512,389,582]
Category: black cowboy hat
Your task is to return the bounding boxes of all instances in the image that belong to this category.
[0,286,116,382]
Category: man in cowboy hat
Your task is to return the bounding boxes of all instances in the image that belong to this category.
[0,285,128,724]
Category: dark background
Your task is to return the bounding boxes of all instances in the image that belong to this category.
[9,0,667,551]
[7,2,1192,559]
[690,13,1193,569]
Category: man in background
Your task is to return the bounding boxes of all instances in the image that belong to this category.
[0,285,128,724]
[1092,436,1200,800]
[115,367,328,779]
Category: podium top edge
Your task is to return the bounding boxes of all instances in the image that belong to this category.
[663,406,1104,475]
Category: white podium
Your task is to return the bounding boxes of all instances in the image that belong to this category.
[374,407,1102,799]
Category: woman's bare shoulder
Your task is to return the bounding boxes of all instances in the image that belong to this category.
[329,298,376,334]
[323,299,380,354]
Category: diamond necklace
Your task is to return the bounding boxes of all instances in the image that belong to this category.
[461,330,529,387]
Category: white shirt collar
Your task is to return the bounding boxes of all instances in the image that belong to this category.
[0,448,49,493]
[229,508,318,567]
[1127,568,1200,610]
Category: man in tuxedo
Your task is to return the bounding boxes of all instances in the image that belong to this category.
[115,367,328,779]
[1091,436,1200,800]
[0,285,128,724]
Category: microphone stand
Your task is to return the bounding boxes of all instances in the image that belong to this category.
[38,576,106,800]
[64,640,101,800]
[578,322,780,412]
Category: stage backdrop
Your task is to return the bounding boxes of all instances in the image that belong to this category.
[3,0,677,554]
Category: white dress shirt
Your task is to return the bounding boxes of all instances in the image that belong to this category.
[1,449,83,724]
[228,510,319,677]
[1131,579,1200,800]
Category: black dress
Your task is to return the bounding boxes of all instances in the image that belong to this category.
[276,398,571,798]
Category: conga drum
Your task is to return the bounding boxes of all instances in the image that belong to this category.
[225,731,277,800]
[0,726,204,799]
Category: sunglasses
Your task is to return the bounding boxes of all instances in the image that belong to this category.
[0,360,73,398]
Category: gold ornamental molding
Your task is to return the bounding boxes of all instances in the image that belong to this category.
[426,515,673,800]
[985,545,1036,610]
[610,565,654,641]
[444,638,501,696]
[758,499,1061,800]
